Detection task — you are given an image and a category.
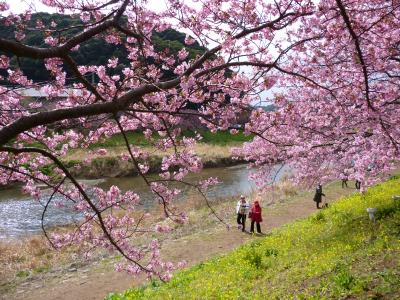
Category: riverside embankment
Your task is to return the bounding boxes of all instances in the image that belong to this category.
[65,144,247,179]
[63,131,252,179]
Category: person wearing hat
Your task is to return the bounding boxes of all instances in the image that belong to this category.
[236,195,250,232]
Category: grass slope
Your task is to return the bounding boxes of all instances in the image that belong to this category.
[90,130,253,148]
[106,177,400,299]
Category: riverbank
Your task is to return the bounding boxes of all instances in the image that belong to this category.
[61,130,252,179]
[1,179,360,300]
[111,176,400,299]
[64,144,246,179]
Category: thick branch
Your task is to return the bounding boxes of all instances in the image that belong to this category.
[0,78,179,146]
[0,20,115,59]
[336,0,374,110]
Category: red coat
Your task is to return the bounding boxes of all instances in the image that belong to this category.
[250,203,262,222]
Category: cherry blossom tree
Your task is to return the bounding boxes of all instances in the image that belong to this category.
[235,0,400,191]
[0,0,398,280]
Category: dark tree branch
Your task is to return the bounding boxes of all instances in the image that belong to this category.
[62,55,104,101]
[336,0,374,110]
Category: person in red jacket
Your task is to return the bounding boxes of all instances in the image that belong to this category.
[249,200,263,234]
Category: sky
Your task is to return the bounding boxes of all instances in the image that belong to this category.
[5,0,54,13]
[4,0,182,14]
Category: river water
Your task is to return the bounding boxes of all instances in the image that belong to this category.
[0,164,290,240]
[0,164,262,240]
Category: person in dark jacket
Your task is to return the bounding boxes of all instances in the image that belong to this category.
[355,180,361,190]
[313,184,325,209]
[249,201,263,234]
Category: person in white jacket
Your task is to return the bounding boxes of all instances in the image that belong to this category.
[236,195,250,232]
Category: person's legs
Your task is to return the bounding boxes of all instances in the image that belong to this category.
[250,220,255,233]
[256,222,261,233]
[242,215,246,232]
[316,201,321,209]
[237,213,241,225]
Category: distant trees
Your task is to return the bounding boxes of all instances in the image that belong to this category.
[0,13,205,84]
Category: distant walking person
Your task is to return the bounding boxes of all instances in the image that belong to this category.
[236,195,249,232]
[341,178,348,188]
[355,180,361,190]
[341,173,348,188]
[313,184,325,209]
[249,201,263,234]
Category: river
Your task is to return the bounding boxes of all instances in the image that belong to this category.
[0,164,259,240]
[0,164,290,240]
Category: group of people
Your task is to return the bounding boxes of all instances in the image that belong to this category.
[314,178,363,210]
[341,175,362,190]
[237,177,364,233]
[236,195,263,234]
[236,185,327,233]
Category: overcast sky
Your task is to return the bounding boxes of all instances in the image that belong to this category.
[5,0,178,13]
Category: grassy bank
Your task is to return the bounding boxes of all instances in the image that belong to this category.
[88,130,253,148]
[27,130,252,179]
[107,177,400,299]
[60,130,251,179]
[63,146,246,179]
[65,145,247,179]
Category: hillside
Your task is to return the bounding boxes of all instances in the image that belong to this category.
[107,177,400,299]
[0,13,205,83]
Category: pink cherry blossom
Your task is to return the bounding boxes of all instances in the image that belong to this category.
[0,0,398,281]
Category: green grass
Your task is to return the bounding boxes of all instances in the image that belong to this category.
[183,130,253,146]
[20,130,253,150]
[15,270,29,278]
[91,130,253,148]
[106,178,400,299]
[90,131,153,148]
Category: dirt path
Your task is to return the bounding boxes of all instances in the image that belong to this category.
[4,182,357,300]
